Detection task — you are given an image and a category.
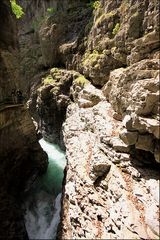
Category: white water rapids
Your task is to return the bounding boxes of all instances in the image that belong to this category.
[24,139,66,239]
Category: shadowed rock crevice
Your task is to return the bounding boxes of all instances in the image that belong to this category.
[93,166,111,188]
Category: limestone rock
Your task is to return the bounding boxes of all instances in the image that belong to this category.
[103,58,159,162]
[81,0,159,86]
[132,115,160,139]
[135,134,154,153]
[39,22,61,67]
[119,128,138,145]
[36,68,75,147]
[36,69,91,147]
[110,137,130,153]
[15,0,160,238]
[93,162,111,177]
[145,204,160,237]
[112,111,122,121]
[103,59,159,116]
[78,84,105,108]
[82,50,123,86]
[60,93,159,239]
[122,114,134,130]
[78,98,95,108]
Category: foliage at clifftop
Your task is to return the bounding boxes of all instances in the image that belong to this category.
[10,0,24,19]
[87,0,100,9]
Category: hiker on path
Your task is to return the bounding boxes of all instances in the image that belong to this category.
[16,89,23,104]
[11,88,16,104]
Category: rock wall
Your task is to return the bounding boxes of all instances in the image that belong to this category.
[29,0,159,86]
[103,59,160,162]
[36,68,77,148]
[19,0,160,239]
[34,0,160,160]
[17,0,57,95]
[0,0,19,103]
[17,0,92,95]
[0,1,48,238]
[59,2,160,238]
[35,68,91,148]
[60,84,159,239]
[81,0,159,86]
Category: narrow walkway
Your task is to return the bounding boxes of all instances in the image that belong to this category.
[0,103,24,112]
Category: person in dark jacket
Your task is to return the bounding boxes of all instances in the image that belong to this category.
[16,89,23,103]
[11,88,16,104]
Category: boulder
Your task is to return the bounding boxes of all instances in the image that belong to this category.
[110,137,130,153]
[132,116,160,139]
[119,128,138,145]
[78,83,105,108]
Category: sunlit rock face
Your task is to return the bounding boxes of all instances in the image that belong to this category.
[83,0,159,86]
[103,59,160,162]
[82,0,160,166]
[60,84,159,240]
[35,68,75,148]
[0,1,48,239]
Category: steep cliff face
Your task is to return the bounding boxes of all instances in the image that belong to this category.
[18,0,160,239]
[34,0,159,160]
[82,0,159,85]
[17,0,58,95]
[59,84,159,239]
[17,0,92,96]
[36,68,77,147]
[24,0,159,86]
[0,0,19,103]
[0,1,48,238]
[36,68,90,147]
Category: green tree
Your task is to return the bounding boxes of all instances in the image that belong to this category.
[10,0,24,19]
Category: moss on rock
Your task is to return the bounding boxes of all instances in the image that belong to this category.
[112,23,120,36]
[82,50,104,67]
[43,75,56,85]
[74,75,89,87]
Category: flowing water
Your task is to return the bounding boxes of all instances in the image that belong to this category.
[24,139,66,239]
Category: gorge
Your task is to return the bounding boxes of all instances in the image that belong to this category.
[24,139,66,239]
[0,0,159,239]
